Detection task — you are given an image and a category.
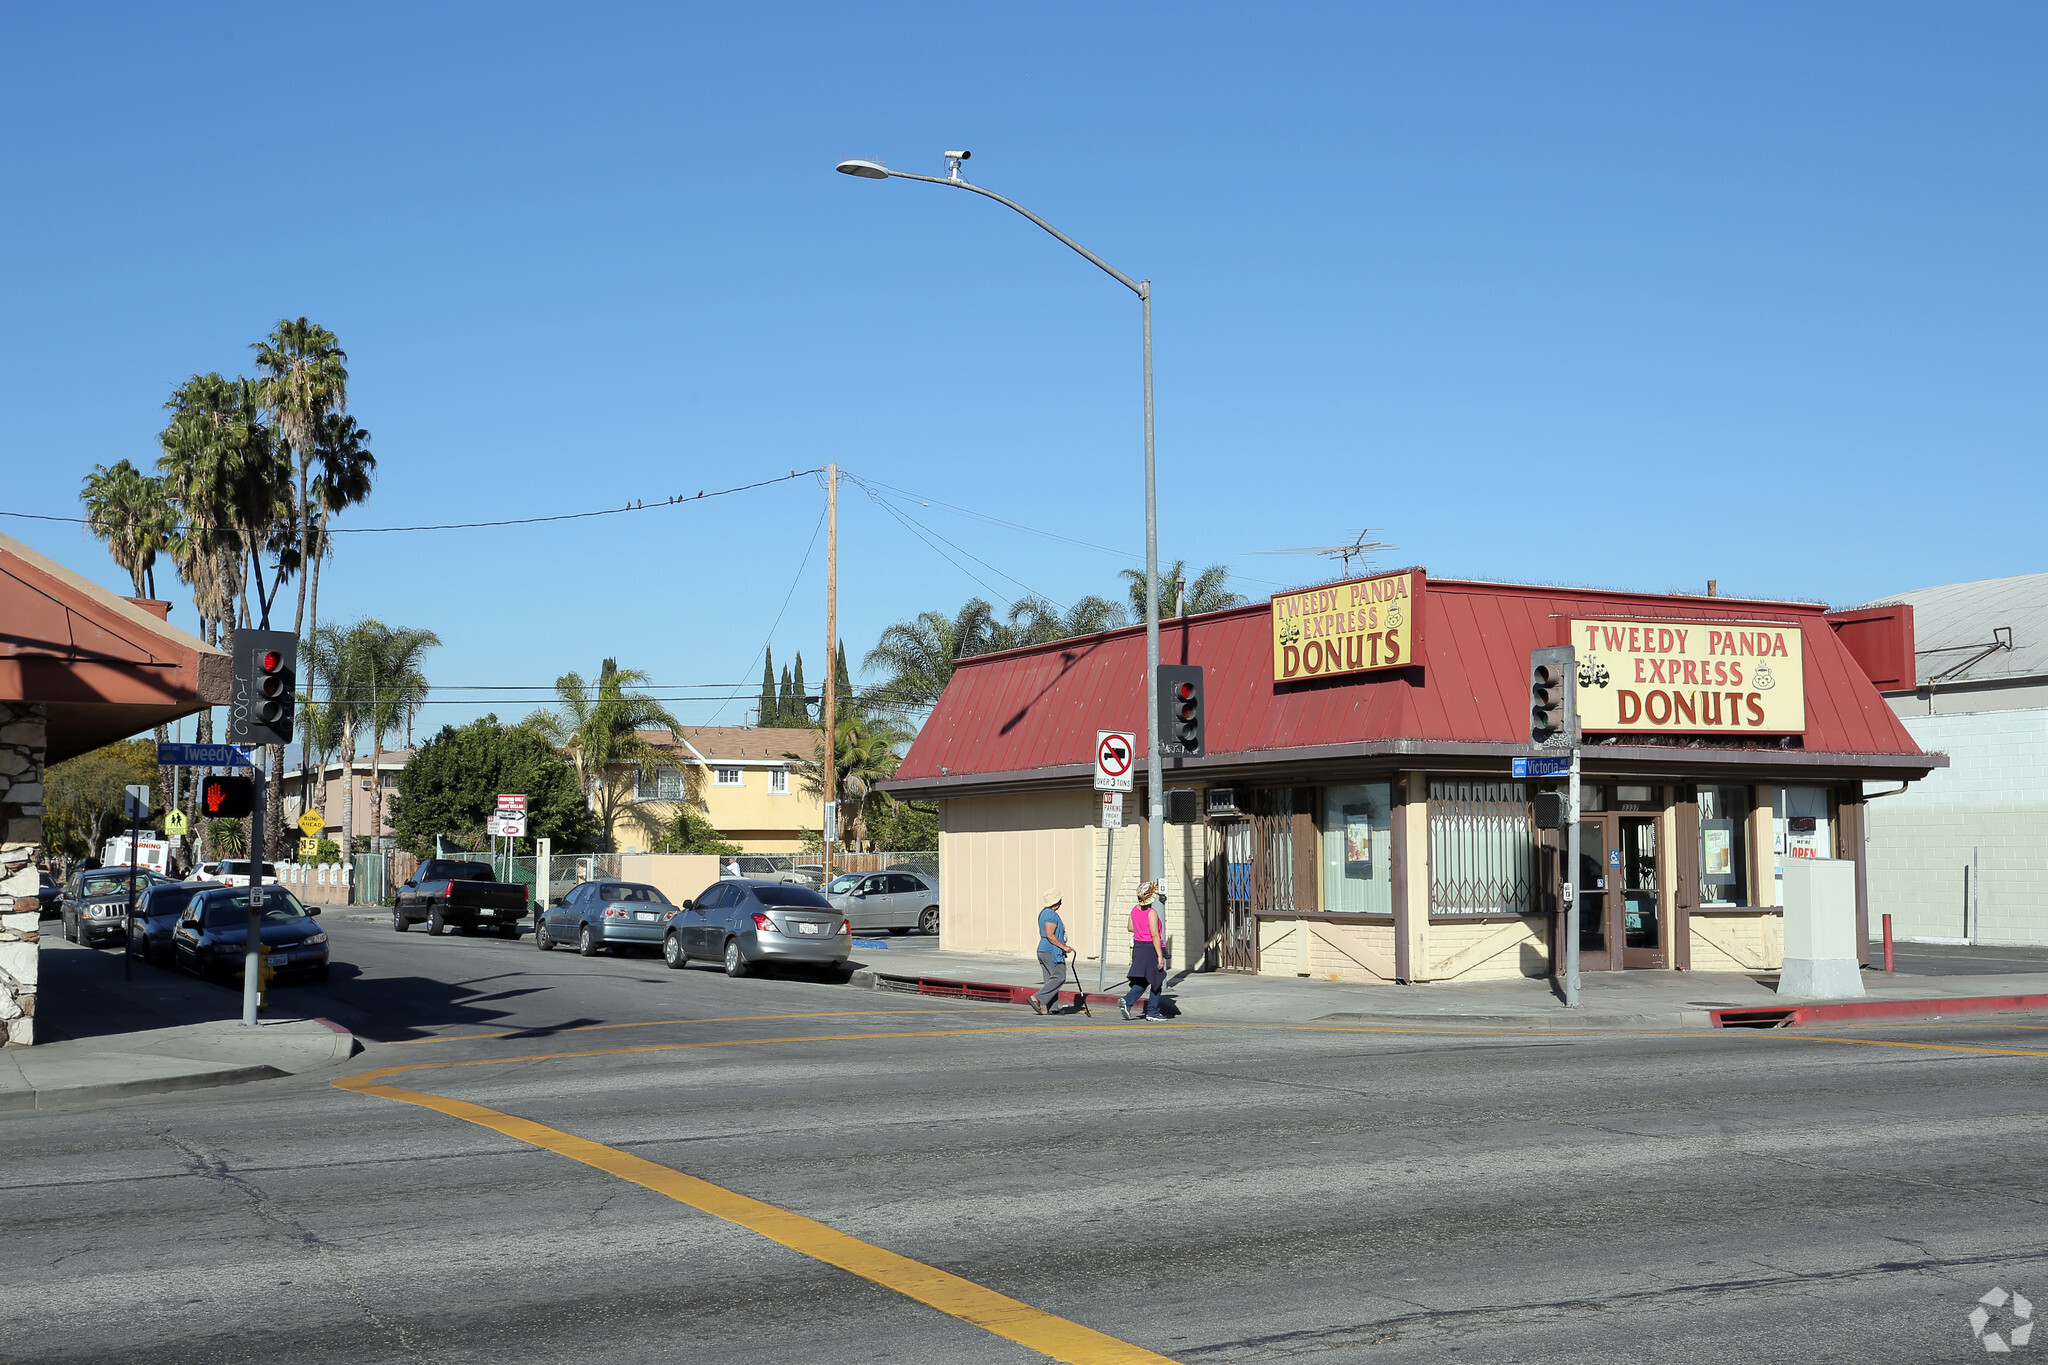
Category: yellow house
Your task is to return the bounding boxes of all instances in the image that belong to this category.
[610,726,822,855]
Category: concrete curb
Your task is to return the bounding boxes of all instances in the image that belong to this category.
[853,968,1125,1013]
[1312,1009,1717,1031]
[0,1016,360,1115]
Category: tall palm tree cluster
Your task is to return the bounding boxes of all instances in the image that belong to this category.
[78,318,374,859]
[860,559,1244,716]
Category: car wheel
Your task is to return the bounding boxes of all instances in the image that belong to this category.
[919,905,940,936]
[536,922,555,951]
[722,938,748,978]
[663,932,687,970]
[578,924,599,957]
[427,908,446,936]
[392,909,409,933]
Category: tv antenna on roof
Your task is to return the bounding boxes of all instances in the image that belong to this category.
[1245,529,1394,578]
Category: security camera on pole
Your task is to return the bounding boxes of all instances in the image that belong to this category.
[1529,646,1581,1007]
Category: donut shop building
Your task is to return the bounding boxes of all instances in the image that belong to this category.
[882,572,1940,984]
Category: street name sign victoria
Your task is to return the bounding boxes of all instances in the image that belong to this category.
[157,742,255,769]
[1512,755,1573,778]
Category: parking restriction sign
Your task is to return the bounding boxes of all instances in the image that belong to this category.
[1095,730,1136,793]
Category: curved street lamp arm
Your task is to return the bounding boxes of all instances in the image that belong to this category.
[883,169,1147,300]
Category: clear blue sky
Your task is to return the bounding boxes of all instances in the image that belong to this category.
[4,3,2042,739]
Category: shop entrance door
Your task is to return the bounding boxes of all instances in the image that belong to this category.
[1573,815,1668,971]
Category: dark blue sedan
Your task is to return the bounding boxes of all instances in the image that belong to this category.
[172,886,331,984]
[126,881,223,967]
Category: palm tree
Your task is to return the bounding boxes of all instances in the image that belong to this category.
[250,319,348,642]
[302,412,375,720]
[794,716,908,853]
[1004,594,1130,646]
[365,625,439,839]
[1120,560,1246,620]
[861,599,1003,716]
[80,460,174,599]
[310,619,440,883]
[522,660,681,852]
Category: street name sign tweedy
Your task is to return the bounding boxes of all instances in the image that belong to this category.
[1571,619,1806,733]
[1271,570,1424,682]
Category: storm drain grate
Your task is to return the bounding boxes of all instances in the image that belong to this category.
[1711,1007,1800,1029]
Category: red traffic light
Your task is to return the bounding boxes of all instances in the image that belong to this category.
[260,650,282,671]
[1176,682,1195,701]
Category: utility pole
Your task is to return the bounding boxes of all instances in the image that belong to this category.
[821,463,839,881]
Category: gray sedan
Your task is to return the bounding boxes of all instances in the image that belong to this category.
[826,871,940,936]
[537,881,676,956]
[663,879,849,977]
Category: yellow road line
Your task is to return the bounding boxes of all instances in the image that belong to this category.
[386,1009,977,1045]
[337,1074,1178,1365]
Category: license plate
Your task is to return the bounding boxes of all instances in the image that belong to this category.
[481,909,496,917]
[797,922,821,936]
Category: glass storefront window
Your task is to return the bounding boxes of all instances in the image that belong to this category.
[1428,781,1540,915]
[1698,785,1750,906]
[1320,782,1392,914]
[1771,786,1834,905]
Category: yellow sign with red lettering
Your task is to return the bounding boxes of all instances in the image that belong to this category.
[1570,619,1805,734]
[1271,570,1423,682]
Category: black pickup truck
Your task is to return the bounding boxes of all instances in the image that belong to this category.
[392,860,530,937]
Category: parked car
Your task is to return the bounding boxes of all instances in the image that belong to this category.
[537,880,675,956]
[61,867,169,946]
[663,879,849,977]
[37,870,61,918]
[127,880,224,966]
[392,859,530,937]
[825,870,940,936]
[173,885,330,983]
[721,855,809,884]
[213,860,279,889]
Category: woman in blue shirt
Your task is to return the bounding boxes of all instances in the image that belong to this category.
[1031,889,1073,1015]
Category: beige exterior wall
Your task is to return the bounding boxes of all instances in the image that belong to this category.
[1428,916,1549,981]
[610,765,822,855]
[1258,918,1401,983]
[1400,770,1430,978]
[283,760,402,845]
[1689,911,1785,972]
[938,791,1096,957]
[619,854,725,907]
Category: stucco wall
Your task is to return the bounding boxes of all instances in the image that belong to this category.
[0,702,47,1044]
[1865,709,2048,945]
[1689,911,1785,972]
[938,791,1096,957]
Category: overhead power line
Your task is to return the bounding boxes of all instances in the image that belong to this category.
[1,469,821,536]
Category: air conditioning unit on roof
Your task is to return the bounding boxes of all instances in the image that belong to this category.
[1206,788,1240,820]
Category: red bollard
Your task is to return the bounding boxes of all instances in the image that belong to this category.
[1882,913,1895,973]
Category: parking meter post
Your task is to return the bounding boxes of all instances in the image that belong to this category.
[243,763,266,1028]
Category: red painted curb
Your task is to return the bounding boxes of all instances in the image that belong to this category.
[1711,993,2048,1029]
[313,1016,352,1034]
[896,974,1126,1011]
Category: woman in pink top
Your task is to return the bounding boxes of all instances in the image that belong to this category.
[1120,881,1168,1021]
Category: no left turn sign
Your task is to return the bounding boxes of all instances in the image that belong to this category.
[1095,729,1136,792]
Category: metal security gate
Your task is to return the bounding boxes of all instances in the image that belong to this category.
[1206,789,1298,973]
[1427,781,1540,915]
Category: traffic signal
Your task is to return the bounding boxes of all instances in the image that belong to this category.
[230,629,297,746]
[200,774,254,819]
[1156,665,1204,756]
[1529,645,1579,748]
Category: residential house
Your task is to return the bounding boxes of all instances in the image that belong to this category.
[611,726,821,854]
[279,749,415,850]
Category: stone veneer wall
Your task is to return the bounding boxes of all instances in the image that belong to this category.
[0,702,46,1045]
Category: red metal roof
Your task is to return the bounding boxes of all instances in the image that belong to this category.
[892,576,1928,786]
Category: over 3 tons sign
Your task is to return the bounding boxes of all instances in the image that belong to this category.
[1572,619,1806,735]
[1271,569,1424,682]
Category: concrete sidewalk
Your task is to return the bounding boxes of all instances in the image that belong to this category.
[0,934,358,1113]
[849,946,2048,1029]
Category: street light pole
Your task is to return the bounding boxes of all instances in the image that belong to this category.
[836,153,1167,912]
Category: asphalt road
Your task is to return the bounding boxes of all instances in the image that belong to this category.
[9,914,2048,1364]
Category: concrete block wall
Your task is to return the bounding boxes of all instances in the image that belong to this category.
[0,702,47,1045]
[1865,709,2048,946]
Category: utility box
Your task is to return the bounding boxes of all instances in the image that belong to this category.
[1778,858,1864,998]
